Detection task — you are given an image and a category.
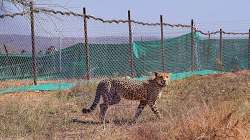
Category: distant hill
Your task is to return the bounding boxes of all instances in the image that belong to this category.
[0,34,159,54]
[0,34,82,54]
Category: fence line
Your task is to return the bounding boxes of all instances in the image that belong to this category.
[1,7,250,84]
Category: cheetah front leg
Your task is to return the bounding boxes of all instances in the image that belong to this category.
[132,100,147,122]
[148,101,162,119]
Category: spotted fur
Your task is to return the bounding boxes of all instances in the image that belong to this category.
[82,72,169,123]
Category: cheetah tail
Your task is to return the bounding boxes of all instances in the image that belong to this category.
[82,90,101,114]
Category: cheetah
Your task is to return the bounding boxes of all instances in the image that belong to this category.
[82,72,169,123]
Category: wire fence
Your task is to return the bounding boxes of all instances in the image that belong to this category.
[1,4,250,86]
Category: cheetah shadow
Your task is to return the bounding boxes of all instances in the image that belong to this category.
[72,118,135,126]
[72,119,101,125]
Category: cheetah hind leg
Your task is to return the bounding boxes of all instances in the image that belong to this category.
[99,103,109,124]
[99,92,121,124]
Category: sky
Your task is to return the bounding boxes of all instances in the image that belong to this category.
[1,0,250,37]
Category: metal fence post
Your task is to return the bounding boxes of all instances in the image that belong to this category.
[160,15,165,72]
[128,10,134,77]
[248,29,250,69]
[83,7,90,80]
[29,2,37,85]
[191,19,195,71]
[219,28,223,66]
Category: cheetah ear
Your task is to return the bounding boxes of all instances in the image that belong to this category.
[154,72,159,77]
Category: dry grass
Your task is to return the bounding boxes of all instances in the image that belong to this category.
[0,70,250,139]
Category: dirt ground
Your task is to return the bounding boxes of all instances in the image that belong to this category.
[0,70,250,139]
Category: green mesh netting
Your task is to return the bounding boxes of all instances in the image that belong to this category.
[0,32,249,81]
[0,82,75,95]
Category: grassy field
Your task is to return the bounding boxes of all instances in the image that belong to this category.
[0,70,250,139]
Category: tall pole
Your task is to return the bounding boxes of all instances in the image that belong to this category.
[191,19,195,71]
[160,15,165,72]
[219,28,223,66]
[128,10,134,77]
[83,7,90,80]
[29,2,37,85]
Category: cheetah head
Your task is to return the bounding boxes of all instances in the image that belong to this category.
[153,72,169,87]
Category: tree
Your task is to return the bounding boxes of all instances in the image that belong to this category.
[46,46,58,54]
[20,49,26,54]
[1,0,30,7]
[0,0,33,14]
